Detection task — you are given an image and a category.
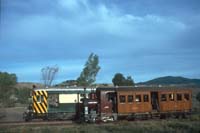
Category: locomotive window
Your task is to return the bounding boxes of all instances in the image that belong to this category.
[119,95,126,103]
[184,94,189,101]
[36,95,41,103]
[48,94,59,107]
[143,94,149,102]
[161,94,167,101]
[169,93,174,101]
[135,95,141,102]
[128,95,133,103]
[177,94,182,101]
[41,95,44,103]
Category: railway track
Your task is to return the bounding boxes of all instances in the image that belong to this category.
[0,112,196,127]
[0,120,74,127]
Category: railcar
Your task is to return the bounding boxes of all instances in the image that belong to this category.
[23,87,93,121]
[81,87,192,122]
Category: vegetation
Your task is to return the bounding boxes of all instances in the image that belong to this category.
[0,118,200,133]
[41,65,59,87]
[0,72,17,107]
[112,73,134,86]
[14,87,31,104]
[55,80,77,87]
[137,76,200,86]
[77,53,101,86]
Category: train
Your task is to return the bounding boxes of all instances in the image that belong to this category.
[23,86,192,122]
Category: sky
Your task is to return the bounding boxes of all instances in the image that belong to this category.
[0,0,200,84]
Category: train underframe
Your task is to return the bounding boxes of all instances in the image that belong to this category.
[23,108,191,122]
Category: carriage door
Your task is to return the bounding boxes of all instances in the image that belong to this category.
[107,92,117,113]
[151,92,159,111]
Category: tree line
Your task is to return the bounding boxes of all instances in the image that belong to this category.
[1,53,200,107]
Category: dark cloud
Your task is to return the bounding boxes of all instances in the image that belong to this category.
[0,0,200,83]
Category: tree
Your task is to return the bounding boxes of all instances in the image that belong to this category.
[0,72,17,106]
[41,65,59,87]
[77,53,101,86]
[112,73,134,86]
[112,73,126,86]
[125,76,135,86]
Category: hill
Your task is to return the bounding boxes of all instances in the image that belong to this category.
[137,76,200,87]
[15,82,44,89]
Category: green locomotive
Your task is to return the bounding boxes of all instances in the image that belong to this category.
[23,87,93,121]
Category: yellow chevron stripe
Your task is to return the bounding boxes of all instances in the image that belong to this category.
[43,91,48,97]
[33,95,40,112]
[39,91,43,95]
[42,92,48,113]
[38,91,47,111]
[41,102,47,112]
[37,103,45,113]
[33,95,45,113]
[33,102,40,113]
[32,90,48,113]
[35,91,39,96]
[37,101,45,113]
[43,96,47,106]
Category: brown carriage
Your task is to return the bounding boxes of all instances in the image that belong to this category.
[95,87,192,120]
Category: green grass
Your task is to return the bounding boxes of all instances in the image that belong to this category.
[0,117,200,133]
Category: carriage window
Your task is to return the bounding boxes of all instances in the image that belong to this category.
[184,94,189,101]
[169,93,174,101]
[128,95,133,103]
[135,95,141,102]
[143,94,149,102]
[36,95,41,103]
[119,95,126,103]
[177,94,182,101]
[161,94,167,101]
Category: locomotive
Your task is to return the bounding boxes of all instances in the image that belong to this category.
[23,86,192,122]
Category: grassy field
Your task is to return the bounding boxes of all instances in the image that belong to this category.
[0,107,25,122]
[0,116,200,133]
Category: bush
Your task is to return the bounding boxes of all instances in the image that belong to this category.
[15,87,31,104]
[0,72,17,107]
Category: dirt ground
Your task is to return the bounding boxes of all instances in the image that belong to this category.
[0,107,26,122]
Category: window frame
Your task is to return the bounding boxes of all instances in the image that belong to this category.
[128,95,133,103]
[143,94,149,102]
[161,94,167,102]
[177,93,182,101]
[36,95,41,103]
[184,93,189,101]
[135,95,141,102]
[41,95,44,103]
[119,95,126,103]
[169,93,174,101]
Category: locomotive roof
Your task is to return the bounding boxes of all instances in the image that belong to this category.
[33,87,95,92]
[33,86,192,92]
[96,86,192,91]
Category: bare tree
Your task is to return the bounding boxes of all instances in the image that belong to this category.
[41,65,59,88]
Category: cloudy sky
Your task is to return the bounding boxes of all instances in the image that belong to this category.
[0,0,200,84]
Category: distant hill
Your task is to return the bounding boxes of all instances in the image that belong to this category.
[15,82,44,89]
[55,80,78,87]
[137,76,200,87]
